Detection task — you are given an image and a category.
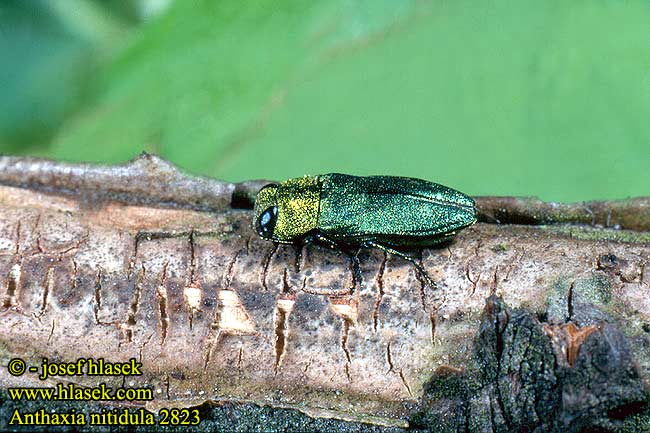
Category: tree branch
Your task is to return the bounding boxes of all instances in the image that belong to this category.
[0,156,648,432]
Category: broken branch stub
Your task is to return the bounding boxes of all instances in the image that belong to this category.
[0,156,649,431]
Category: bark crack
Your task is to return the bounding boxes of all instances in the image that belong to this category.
[373,252,387,332]
[429,313,437,345]
[567,280,575,322]
[490,267,500,296]
[385,342,394,373]
[93,268,103,325]
[37,266,54,317]
[47,319,55,345]
[33,214,43,253]
[53,234,88,259]
[237,347,244,370]
[2,261,22,309]
[223,251,240,289]
[502,248,525,282]
[188,229,197,286]
[465,263,480,297]
[138,332,154,363]
[640,260,646,287]
[156,262,169,345]
[385,342,413,397]
[71,259,78,290]
[398,369,413,397]
[274,280,295,374]
[493,308,511,431]
[202,330,222,371]
[14,221,21,255]
[244,236,252,255]
[274,304,290,374]
[341,317,353,382]
[129,234,142,279]
[303,357,312,375]
[125,265,146,343]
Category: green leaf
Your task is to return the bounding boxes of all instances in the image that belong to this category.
[44,0,650,201]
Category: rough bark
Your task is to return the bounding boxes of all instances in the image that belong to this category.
[0,155,648,432]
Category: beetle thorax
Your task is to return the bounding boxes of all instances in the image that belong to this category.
[273,176,320,241]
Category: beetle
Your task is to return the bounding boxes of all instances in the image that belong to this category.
[253,174,476,291]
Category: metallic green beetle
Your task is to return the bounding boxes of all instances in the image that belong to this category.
[253,174,476,289]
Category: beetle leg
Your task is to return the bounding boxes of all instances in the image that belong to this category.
[361,241,439,290]
[350,248,363,291]
[311,232,362,293]
[309,232,338,250]
[292,244,305,274]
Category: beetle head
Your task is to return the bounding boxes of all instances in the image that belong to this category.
[254,184,280,239]
[253,176,321,243]
[254,184,280,240]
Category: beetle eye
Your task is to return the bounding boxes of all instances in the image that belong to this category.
[256,206,278,238]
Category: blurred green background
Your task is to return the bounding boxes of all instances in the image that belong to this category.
[1,0,649,201]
